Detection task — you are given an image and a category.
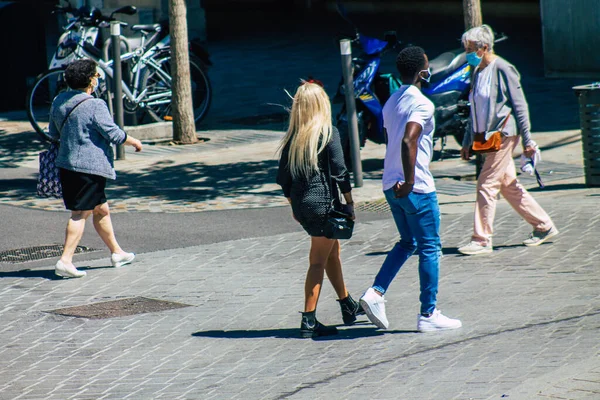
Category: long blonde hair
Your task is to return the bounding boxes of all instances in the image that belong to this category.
[279,81,333,179]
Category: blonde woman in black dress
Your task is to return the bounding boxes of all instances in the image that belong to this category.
[277,80,363,338]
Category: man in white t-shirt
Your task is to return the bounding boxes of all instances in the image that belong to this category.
[360,46,462,332]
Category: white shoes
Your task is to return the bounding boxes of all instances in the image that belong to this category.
[360,288,389,329]
[111,252,135,268]
[55,260,86,279]
[417,309,462,332]
[523,226,559,247]
[458,241,493,255]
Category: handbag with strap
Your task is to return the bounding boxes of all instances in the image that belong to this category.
[322,146,354,240]
[37,97,92,198]
[472,114,510,153]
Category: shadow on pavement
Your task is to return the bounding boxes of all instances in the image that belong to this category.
[192,326,416,340]
[367,247,479,256]
[365,251,389,256]
[113,159,280,203]
[0,265,114,280]
[0,158,281,203]
[0,130,44,169]
[0,268,60,280]
[529,183,588,192]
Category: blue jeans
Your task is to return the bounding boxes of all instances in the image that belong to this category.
[372,189,441,315]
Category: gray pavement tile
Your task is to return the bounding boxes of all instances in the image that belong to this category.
[0,196,599,399]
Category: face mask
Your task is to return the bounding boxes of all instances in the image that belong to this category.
[419,67,432,83]
[91,78,99,91]
[466,51,482,67]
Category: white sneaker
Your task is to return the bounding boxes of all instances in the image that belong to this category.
[417,309,462,332]
[458,241,493,255]
[523,226,559,247]
[55,260,86,279]
[359,288,389,329]
[111,252,135,268]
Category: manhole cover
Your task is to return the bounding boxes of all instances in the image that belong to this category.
[0,245,97,264]
[47,297,192,319]
[356,199,390,213]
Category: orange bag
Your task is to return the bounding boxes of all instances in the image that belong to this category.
[472,115,510,153]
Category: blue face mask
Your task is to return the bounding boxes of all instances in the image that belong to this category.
[466,51,482,67]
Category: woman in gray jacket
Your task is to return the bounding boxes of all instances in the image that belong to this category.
[48,59,143,278]
[458,25,558,256]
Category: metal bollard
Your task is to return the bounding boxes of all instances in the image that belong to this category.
[339,39,363,187]
[111,21,125,160]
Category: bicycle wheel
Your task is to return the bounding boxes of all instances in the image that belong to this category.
[141,53,212,125]
[27,68,110,142]
[26,68,69,142]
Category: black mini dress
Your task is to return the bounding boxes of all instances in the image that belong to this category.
[277,127,352,237]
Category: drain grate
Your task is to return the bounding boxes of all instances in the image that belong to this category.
[356,199,390,214]
[0,245,97,264]
[47,297,192,319]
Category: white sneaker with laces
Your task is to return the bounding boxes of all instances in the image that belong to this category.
[111,252,135,268]
[417,309,462,332]
[523,226,559,247]
[359,288,389,329]
[55,260,86,278]
[458,241,493,255]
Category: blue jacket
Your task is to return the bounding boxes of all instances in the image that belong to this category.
[48,91,126,180]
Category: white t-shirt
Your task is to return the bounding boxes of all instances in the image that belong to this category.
[470,58,497,133]
[382,85,436,193]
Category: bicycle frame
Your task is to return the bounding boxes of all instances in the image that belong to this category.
[76,42,172,108]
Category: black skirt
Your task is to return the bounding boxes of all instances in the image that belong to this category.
[59,168,107,211]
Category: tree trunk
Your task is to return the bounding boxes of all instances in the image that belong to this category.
[463,0,483,30]
[169,0,197,144]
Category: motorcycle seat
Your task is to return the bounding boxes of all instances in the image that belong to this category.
[429,50,467,83]
[131,24,161,33]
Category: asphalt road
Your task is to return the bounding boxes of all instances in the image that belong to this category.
[0,203,389,272]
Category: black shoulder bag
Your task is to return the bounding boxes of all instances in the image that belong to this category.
[322,147,354,240]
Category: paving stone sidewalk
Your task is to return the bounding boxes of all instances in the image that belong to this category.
[0,191,599,400]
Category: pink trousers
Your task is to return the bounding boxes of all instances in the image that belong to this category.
[472,136,553,245]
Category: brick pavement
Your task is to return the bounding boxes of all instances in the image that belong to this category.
[0,192,599,400]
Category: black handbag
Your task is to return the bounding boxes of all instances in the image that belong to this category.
[322,147,354,240]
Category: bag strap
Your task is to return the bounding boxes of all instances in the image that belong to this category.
[324,142,341,206]
[59,97,92,134]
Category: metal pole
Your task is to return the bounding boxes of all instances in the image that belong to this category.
[339,39,363,187]
[111,21,125,160]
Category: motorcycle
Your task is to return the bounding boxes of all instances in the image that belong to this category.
[334,1,506,163]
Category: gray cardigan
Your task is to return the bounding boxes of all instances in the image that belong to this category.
[47,91,127,180]
[463,57,535,149]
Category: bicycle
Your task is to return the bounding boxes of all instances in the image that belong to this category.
[27,3,212,142]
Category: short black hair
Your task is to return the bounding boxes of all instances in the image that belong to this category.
[64,59,98,89]
[396,46,426,82]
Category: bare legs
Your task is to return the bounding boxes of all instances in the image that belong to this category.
[92,202,126,255]
[304,237,349,312]
[59,210,92,265]
[59,202,126,267]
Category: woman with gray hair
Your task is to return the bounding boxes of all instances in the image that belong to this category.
[48,59,143,278]
[458,25,558,256]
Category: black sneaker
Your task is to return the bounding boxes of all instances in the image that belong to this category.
[337,294,365,326]
[300,311,338,338]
